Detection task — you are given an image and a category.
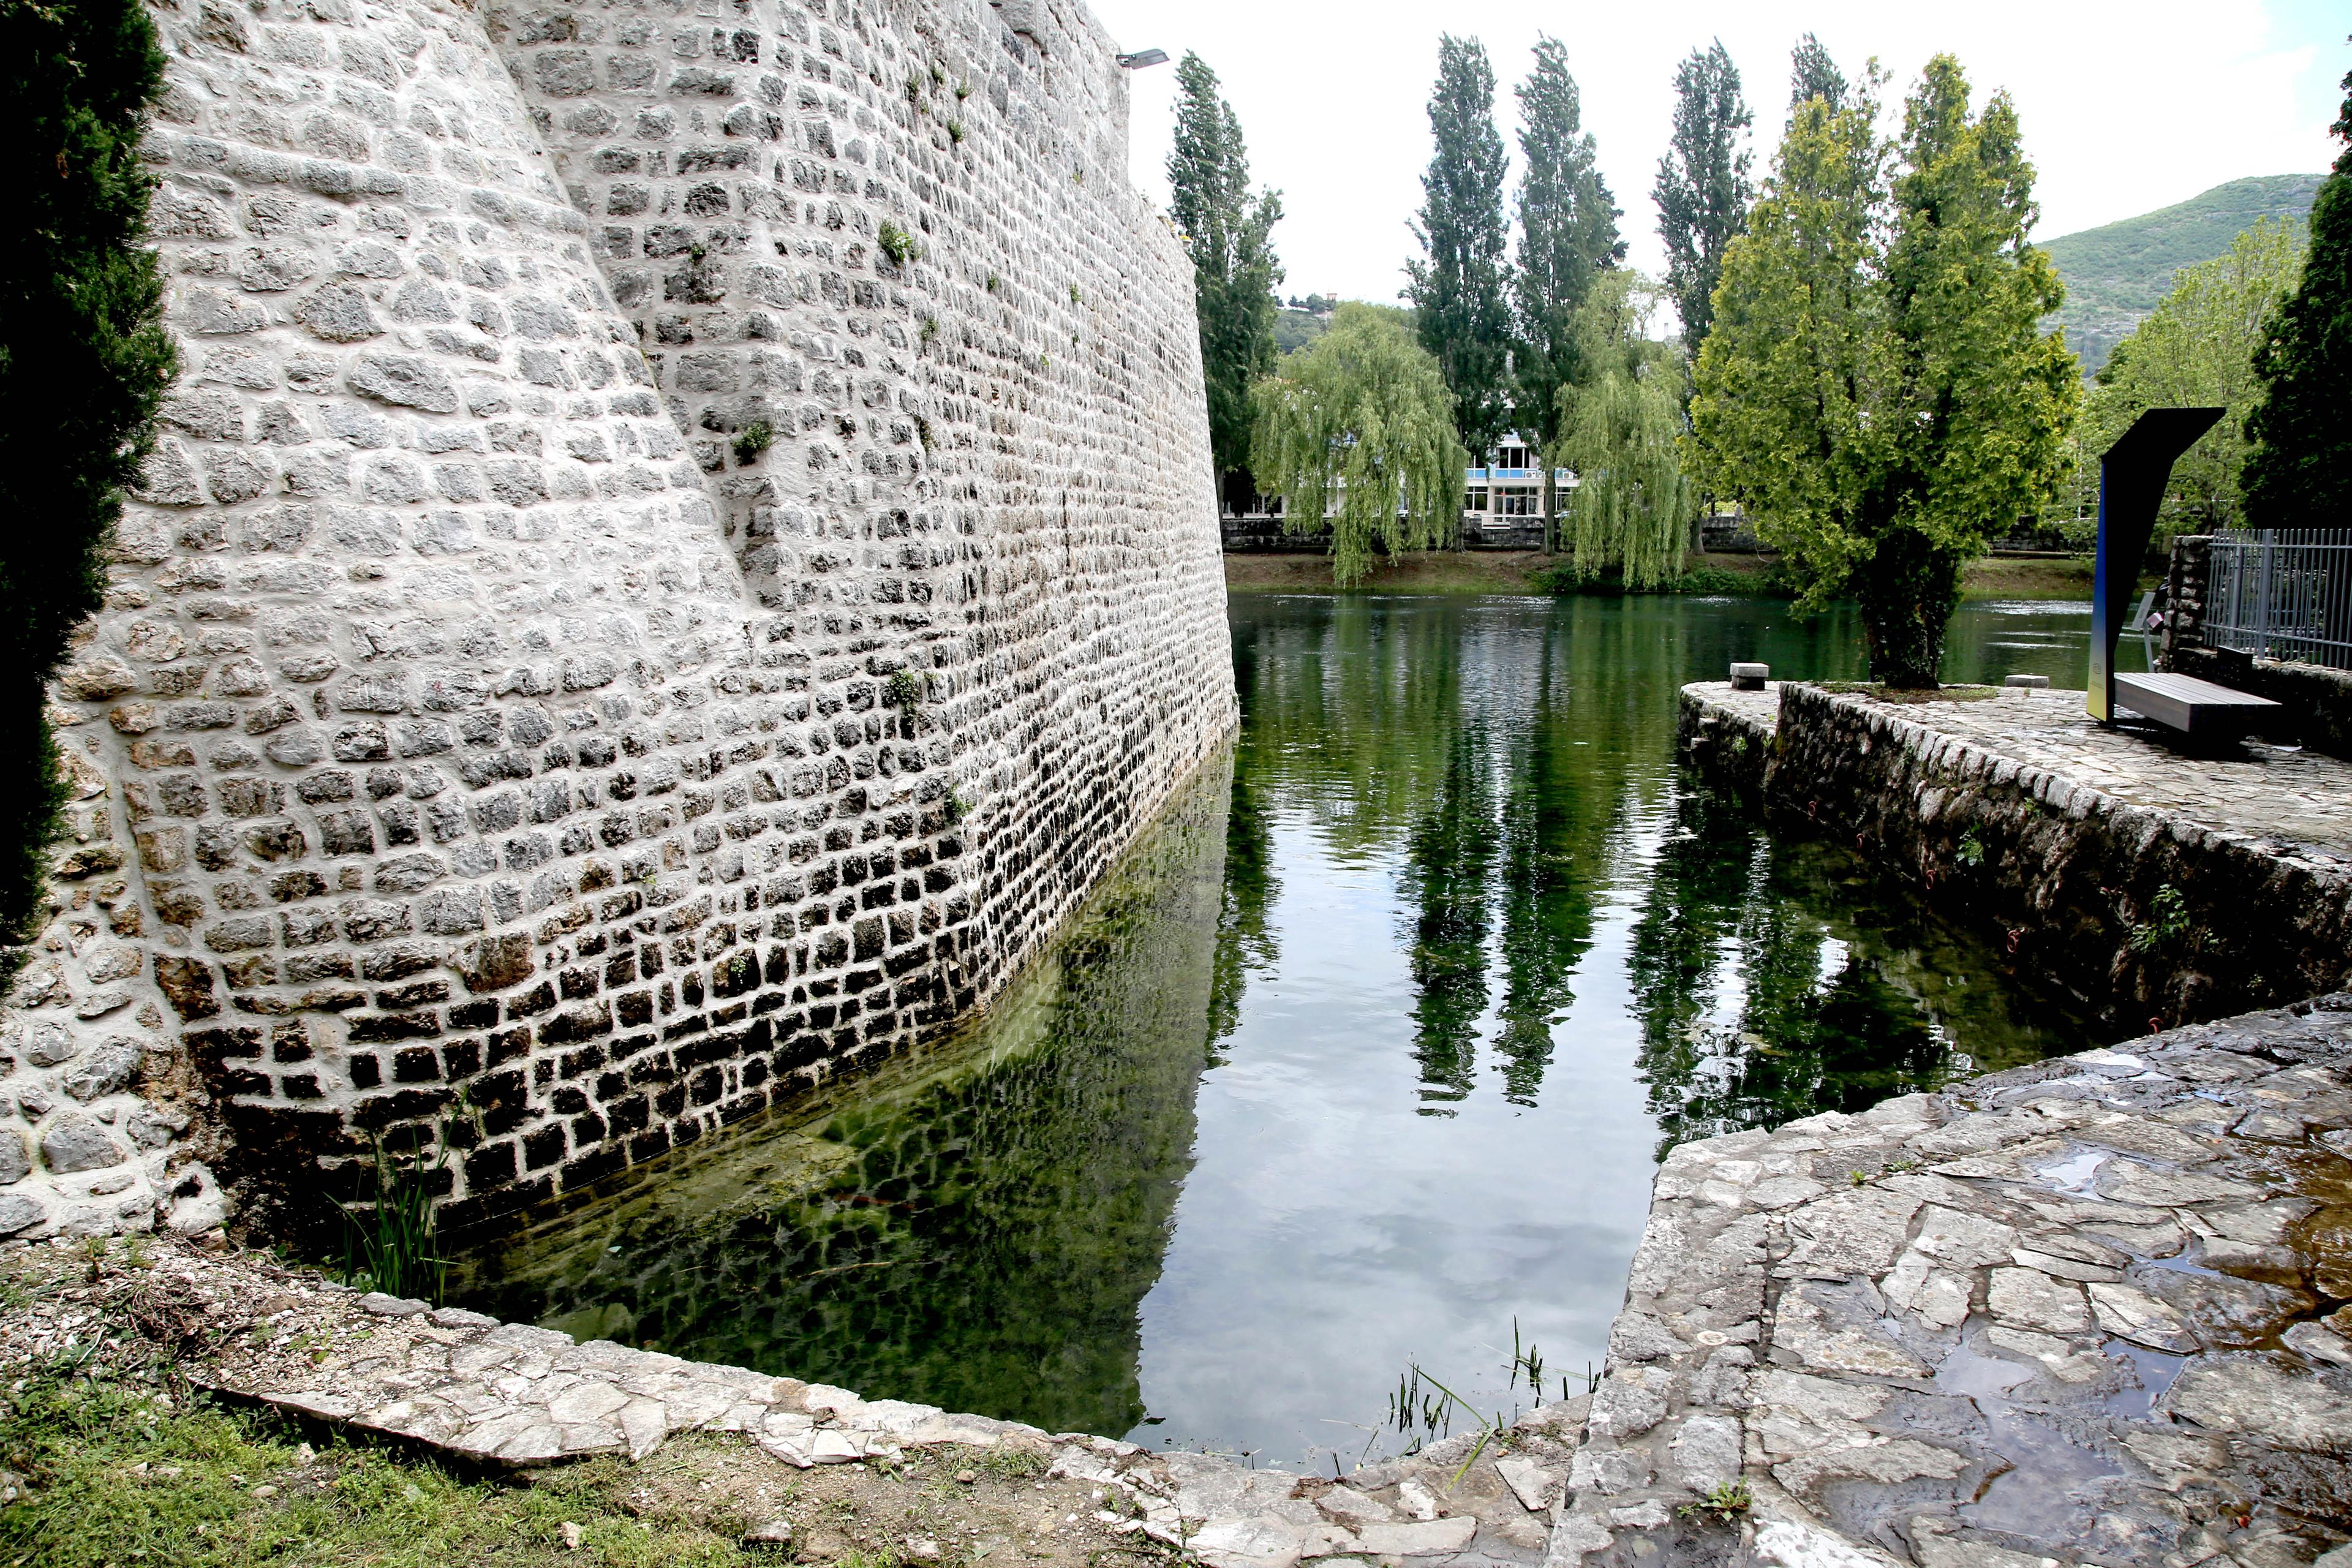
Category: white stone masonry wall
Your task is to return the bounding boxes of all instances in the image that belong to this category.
[0,0,1232,1241]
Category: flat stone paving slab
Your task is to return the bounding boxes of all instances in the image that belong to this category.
[1570,991,2352,1568]
[1694,682,2352,862]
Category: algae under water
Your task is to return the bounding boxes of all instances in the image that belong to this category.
[450,594,2124,1468]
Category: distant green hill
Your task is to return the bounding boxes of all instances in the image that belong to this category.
[2043,173,2324,374]
[1273,306,1329,356]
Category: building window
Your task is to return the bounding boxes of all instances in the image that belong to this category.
[1466,488,1490,513]
[1499,446,1528,470]
[1500,489,1537,518]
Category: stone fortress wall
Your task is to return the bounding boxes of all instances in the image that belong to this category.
[0,0,1235,1240]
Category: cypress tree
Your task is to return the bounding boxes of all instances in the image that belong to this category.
[1167,52,1284,513]
[1512,36,1624,551]
[2241,56,2352,527]
[1406,35,1515,473]
[1653,40,1754,350]
[0,0,176,978]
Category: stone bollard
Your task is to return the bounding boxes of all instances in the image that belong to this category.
[2003,674,2050,692]
[1730,663,1769,692]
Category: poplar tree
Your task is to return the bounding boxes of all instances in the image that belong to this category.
[1167,52,1284,510]
[1512,36,1624,550]
[1653,40,1754,350]
[2241,56,2352,526]
[1250,305,1468,587]
[1406,36,1515,467]
[1689,57,2078,687]
[1789,33,1846,115]
[0,0,175,978]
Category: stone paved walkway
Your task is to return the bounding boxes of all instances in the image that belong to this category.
[1695,683,2352,864]
[1569,991,2352,1568]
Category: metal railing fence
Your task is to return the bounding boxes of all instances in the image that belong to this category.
[2205,528,2352,671]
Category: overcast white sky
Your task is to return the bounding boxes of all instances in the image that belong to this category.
[1084,0,2348,308]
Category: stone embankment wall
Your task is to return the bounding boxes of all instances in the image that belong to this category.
[1678,682,2352,1032]
[0,0,1234,1242]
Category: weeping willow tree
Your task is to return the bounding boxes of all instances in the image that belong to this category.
[1250,304,1468,587]
[1546,271,1691,587]
[1558,367,1691,587]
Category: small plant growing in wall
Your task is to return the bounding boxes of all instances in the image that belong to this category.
[731,419,774,466]
[1677,1480,1753,1524]
[2128,884,2194,955]
[1955,825,1986,867]
[956,79,971,100]
[947,119,964,145]
[878,221,916,268]
[920,314,939,345]
[1069,283,1082,306]
[987,271,1001,293]
[338,1094,478,1306]
[905,72,922,104]
[883,669,923,715]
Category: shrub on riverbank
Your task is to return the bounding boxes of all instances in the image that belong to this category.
[1530,561,1798,598]
[0,0,176,979]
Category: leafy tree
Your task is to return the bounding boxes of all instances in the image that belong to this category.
[1167,51,1284,510]
[2079,218,2307,536]
[1250,304,1468,587]
[2242,53,2352,526]
[1556,273,1689,587]
[1789,32,1846,115]
[1406,36,1515,464]
[0,0,175,978]
[1689,57,2078,687]
[1653,40,1754,350]
[1511,35,1624,550]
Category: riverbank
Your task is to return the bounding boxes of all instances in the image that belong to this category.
[19,991,2352,1568]
[1679,679,2352,1029]
[0,1233,1582,1568]
[1222,552,2098,600]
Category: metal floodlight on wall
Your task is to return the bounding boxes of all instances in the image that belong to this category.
[1117,48,1169,69]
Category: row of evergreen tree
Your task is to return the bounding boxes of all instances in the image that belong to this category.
[1170,32,2351,684]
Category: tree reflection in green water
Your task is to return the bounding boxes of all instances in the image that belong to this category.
[1628,784,2081,1156]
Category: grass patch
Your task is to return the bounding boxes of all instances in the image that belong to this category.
[0,1374,760,1568]
[954,1442,1046,1483]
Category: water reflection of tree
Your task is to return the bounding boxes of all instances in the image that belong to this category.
[1627,791,1963,1155]
[1223,598,1694,1109]
[1205,752,1278,1066]
[1400,726,1497,1110]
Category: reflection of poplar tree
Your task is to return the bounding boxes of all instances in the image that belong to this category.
[1490,630,1599,1104]
[1401,728,1496,1111]
[1205,753,1279,1063]
[1629,793,1959,1153]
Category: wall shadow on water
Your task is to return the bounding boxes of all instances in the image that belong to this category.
[447,755,1232,1439]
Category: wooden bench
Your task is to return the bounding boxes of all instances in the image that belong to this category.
[2113,671,2282,739]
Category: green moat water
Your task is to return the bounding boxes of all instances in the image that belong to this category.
[451,594,2133,1467]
